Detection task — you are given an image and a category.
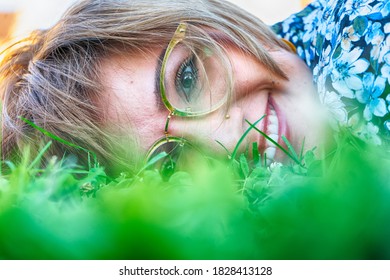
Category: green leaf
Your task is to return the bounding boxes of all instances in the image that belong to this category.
[332,45,342,59]
[239,154,250,178]
[353,16,368,36]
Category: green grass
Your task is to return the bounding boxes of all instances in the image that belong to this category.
[1,125,390,259]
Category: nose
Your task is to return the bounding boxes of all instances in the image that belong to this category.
[228,49,275,100]
[167,50,274,156]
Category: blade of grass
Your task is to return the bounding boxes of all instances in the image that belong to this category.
[19,117,98,168]
[252,142,260,165]
[4,161,16,171]
[245,119,302,166]
[28,141,52,170]
[231,116,265,160]
[239,154,250,178]
[281,135,300,163]
[299,137,306,162]
[88,153,91,170]
[137,151,168,176]
[215,140,232,159]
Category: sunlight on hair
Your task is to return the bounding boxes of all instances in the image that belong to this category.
[0,0,309,39]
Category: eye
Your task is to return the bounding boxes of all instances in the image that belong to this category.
[175,55,199,102]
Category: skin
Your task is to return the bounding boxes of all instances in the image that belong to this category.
[97,43,326,162]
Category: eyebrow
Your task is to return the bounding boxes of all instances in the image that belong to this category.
[154,47,168,110]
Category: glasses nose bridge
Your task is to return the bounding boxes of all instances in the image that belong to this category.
[164,111,174,137]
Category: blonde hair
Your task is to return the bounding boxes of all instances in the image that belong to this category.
[1,0,289,174]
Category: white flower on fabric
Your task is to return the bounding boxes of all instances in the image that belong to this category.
[316,65,329,93]
[297,46,305,59]
[357,122,382,145]
[385,23,390,33]
[385,120,390,131]
[369,98,387,118]
[365,21,387,62]
[387,95,390,112]
[341,26,361,50]
[371,35,390,64]
[324,21,337,41]
[365,22,384,45]
[331,48,370,98]
[382,63,390,83]
[304,48,315,67]
[347,115,382,145]
[291,35,299,46]
[282,16,295,34]
[345,0,375,20]
[374,0,390,17]
[381,52,390,84]
[356,73,387,120]
[347,113,362,130]
[313,46,332,79]
[320,91,348,124]
[302,12,320,43]
[322,45,332,66]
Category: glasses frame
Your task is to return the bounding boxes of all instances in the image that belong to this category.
[146,136,189,161]
[160,22,228,118]
[146,22,228,164]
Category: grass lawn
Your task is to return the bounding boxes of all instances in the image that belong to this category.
[1,128,390,259]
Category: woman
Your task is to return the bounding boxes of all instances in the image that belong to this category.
[0,0,328,174]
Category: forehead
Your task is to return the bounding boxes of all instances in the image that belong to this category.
[98,48,162,122]
[100,48,161,92]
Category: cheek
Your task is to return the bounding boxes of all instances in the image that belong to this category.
[167,108,246,153]
[98,92,168,152]
[270,51,326,146]
[136,116,169,150]
[117,108,170,152]
[280,56,313,91]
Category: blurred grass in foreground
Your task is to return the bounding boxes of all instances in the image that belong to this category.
[0,129,390,260]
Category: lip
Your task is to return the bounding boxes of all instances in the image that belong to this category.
[257,96,290,161]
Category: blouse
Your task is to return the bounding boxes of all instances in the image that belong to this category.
[272,0,390,145]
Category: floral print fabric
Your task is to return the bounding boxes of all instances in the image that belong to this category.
[272,0,390,145]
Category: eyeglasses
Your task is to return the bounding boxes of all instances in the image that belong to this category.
[145,22,231,175]
[159,22,230,117]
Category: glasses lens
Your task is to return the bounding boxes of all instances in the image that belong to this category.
[146,138,206,181]
[162,25,230,115]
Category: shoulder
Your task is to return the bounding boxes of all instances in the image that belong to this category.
[315,0,390,144]
[274,0,390,144]
[272,0,332,66]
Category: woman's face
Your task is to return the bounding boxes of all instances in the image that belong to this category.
[98,37,325,163]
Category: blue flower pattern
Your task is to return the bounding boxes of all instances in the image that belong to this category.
[272,0,390,144]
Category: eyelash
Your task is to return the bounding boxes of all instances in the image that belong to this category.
[175,55,199,91]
